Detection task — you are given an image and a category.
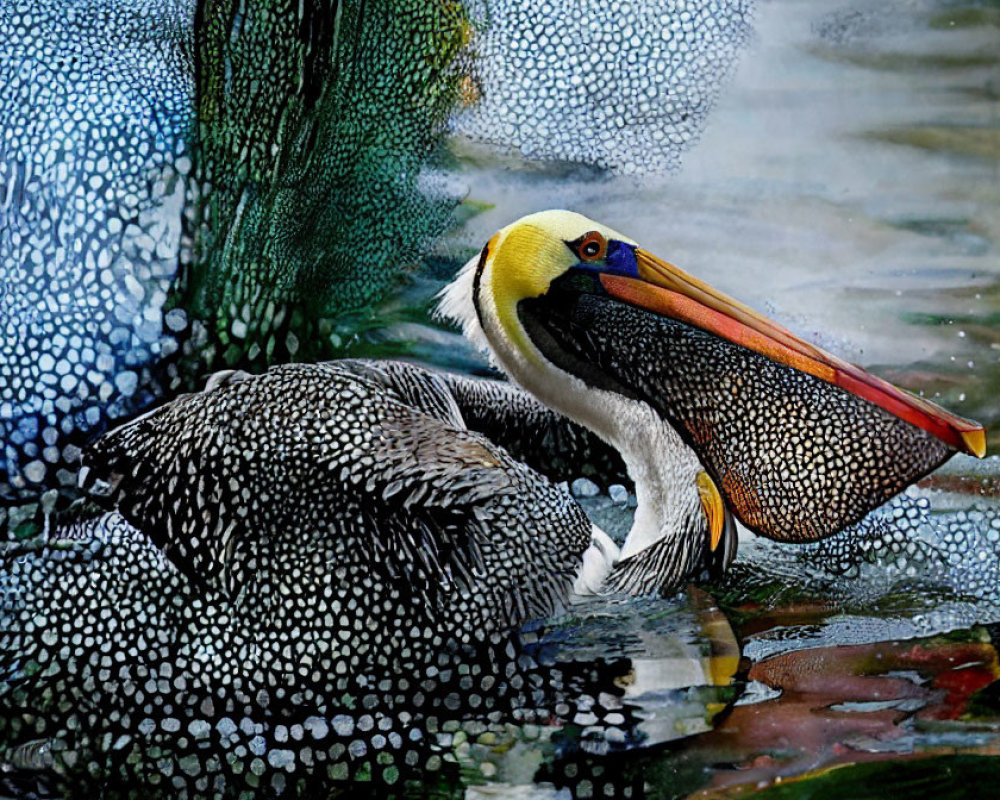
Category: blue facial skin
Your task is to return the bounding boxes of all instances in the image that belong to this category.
[568,239,641,278]
[605,240,640,278]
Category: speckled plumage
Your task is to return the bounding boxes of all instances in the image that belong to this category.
[82,361,592,622]
[4,197,977,796]
[1,360,655,796]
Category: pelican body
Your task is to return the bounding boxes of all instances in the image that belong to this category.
[82,209,985,603]
[0,210,984,795]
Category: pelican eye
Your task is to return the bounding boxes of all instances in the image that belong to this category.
[571,231,608,262]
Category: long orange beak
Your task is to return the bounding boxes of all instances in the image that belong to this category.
[599,249,985,458]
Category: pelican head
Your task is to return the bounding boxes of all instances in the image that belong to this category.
[439,210,985,595]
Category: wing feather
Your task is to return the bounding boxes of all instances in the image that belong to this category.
[81,362,588,625]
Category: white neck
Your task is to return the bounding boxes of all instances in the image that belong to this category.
[471,286,703,564]
[436,252,705,582]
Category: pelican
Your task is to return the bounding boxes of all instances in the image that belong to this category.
[77,209,985,605]
[437,209,985,590]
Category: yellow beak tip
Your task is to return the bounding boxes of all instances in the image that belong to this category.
[962,428,987,459]
[697,471,726,552]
